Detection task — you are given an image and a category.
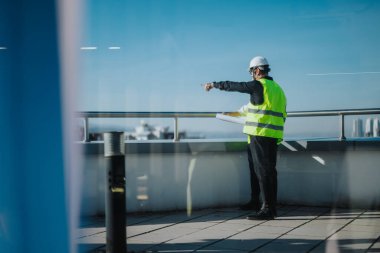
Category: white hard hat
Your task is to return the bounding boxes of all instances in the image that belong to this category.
[249,56,269,69]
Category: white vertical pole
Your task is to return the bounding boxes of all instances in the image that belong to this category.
[174,117,179,142]
[83,117,90,142]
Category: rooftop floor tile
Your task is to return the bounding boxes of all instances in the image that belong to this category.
[77,205,380,253]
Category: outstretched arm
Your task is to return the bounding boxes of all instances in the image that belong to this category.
[203,81,257,94]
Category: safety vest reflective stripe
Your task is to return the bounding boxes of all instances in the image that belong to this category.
[247,108,284,118]
[245,121,284,131]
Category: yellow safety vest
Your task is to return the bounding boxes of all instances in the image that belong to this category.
[243,78,287,142]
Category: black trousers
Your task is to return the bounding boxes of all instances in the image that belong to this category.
[247,135,278,211]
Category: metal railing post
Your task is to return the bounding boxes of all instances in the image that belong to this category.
[103,132,126,253]
[174,117,179,142]
[340,114,346,140]
[83,117,90,142]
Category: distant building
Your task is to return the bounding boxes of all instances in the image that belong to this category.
[130,121,170,140]
[352,118,380,138]
[352,118,363,137]
[374,118,380,137]
[126,120,186,140]
[365,118,373,137]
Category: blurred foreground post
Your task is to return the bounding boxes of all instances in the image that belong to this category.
[104,132,126,253]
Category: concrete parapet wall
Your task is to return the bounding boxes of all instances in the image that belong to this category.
[79,139,380,215]
[278,140,380,209]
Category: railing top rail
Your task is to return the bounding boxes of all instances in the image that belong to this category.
[77,108,380,118]
[77,112,218,118]
[288,108,380,117]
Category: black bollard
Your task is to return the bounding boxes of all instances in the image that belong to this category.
[104,132,126,253]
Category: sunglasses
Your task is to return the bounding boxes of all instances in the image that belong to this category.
[249,68,257,75]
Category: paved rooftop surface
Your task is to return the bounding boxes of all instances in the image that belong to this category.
[77,205,380,253]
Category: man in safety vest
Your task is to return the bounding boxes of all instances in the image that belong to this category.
[203,56,287,220]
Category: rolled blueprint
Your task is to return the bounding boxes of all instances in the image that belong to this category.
[216,113,245,125]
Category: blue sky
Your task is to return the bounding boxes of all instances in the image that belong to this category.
[79,0,380,115]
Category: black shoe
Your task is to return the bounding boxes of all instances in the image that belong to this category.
[239,201,260,211]
[246,208,275,220]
